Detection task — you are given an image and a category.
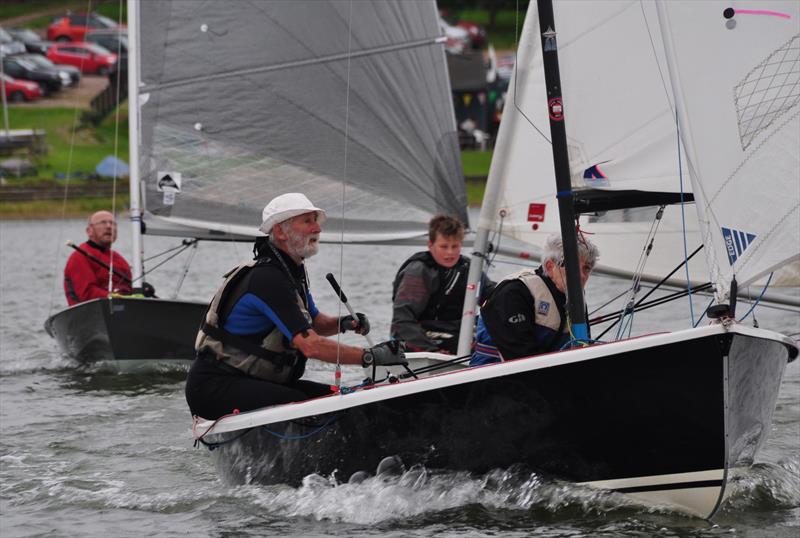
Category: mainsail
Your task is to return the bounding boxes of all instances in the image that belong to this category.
[132,0,465,243]
[656,0,800,300]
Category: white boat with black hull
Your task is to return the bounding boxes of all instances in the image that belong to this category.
[185,0,799,519]
[195,324,796,518]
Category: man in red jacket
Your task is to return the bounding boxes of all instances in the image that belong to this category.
[63,210,132,306]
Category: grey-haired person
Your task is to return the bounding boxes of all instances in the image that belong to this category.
[470,233,599,366]
[185,193,406,419]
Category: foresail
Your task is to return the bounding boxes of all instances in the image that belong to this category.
[657,1,800,299]
[134,0,465,242]
[479,1,708,284]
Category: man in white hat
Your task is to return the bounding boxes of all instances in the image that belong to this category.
[186,193,406,420]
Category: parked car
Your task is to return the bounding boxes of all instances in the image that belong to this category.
[46,42,117,75]
[84,29,127,61]
[438,16,470,54]
[20,53,81,85]
[46,12,120,42]
[6,28,52,55]
[1,73,44,102]
[1,55,70,95]
[0,27,26,56]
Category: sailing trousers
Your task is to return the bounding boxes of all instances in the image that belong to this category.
[185,350,334,420]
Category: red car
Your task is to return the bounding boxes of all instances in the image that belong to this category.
[47,42,118,75]
[1,73,44,102]
[47,12,120,42]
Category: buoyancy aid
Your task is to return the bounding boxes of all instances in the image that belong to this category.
[507,269,568,347]
[392,251,470,323]
[474,269,568,362]
[195,258,308,384]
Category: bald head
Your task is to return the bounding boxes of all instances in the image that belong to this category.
[86,210,118,248]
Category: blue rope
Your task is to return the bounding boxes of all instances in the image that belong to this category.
[676,110,695,326]
[694,298,714,327]
[262,415,339,440]
[738,272,773,322]
[560,338,604,350]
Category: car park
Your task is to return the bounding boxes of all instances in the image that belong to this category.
[84,29,127,62]
[1,73,44,102]
[46,12,120,42]
[0,27,26,56]
[1,55,70,95]
[46,42,117,75]
[21,53,81,85]
[6,28,52,55]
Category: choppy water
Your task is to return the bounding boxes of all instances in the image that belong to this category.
[1,218,798,537]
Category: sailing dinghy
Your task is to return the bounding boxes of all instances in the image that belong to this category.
[187,0,798,519]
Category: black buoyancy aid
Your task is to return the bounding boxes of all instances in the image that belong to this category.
[392,251,470,322]
[195,256,307,384]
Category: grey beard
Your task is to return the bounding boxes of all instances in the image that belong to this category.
[286,228,319,259]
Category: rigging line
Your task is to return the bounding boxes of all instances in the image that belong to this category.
[140,242,196,277]
[334,0,354,385]
[738,272,774,322]
[50,0,97,315]
[511,0,551,144]
[639,0,675,116]
[143,239,197,262]
[108,0,125,297]
[676,110,695,324]
[147,35,445,94]
[594,283,715,334]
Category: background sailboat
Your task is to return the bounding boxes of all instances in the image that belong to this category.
[46,0,467,364]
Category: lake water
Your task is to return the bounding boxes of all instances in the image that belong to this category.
[1,218,798,537]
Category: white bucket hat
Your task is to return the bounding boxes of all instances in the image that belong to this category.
[259,193,326,235]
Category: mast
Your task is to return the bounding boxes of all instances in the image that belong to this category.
[126,0,144,283]
[536,0,588,340]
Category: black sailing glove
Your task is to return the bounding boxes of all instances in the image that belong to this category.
[339,313,370,335]
[362,340,407,368]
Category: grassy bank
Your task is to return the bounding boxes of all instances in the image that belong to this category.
[0,197,128,219]
[5,105,129,177]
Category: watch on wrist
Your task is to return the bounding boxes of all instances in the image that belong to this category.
[361,349,374,368]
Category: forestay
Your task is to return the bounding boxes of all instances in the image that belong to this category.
[656,1,800,300]
[478,0,709,284]
[133,0,465,243]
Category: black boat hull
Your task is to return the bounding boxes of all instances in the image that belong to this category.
[45,297,207,362]
[200,326,795,517]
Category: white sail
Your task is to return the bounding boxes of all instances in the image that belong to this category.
[132,0,465,243]
[657,1,800,300]
[479,0,708,285]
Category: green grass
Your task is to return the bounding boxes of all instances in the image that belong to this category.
[465,178,486,207]
[0,0,72,21]
[0,197,128,219]
[5,105,129,179]
[461,149,493,178]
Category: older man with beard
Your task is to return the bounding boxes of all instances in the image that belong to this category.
[186,193,406,420]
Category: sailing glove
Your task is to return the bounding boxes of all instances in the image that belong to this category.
[362,340,407,368]
[339,313,370,335]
